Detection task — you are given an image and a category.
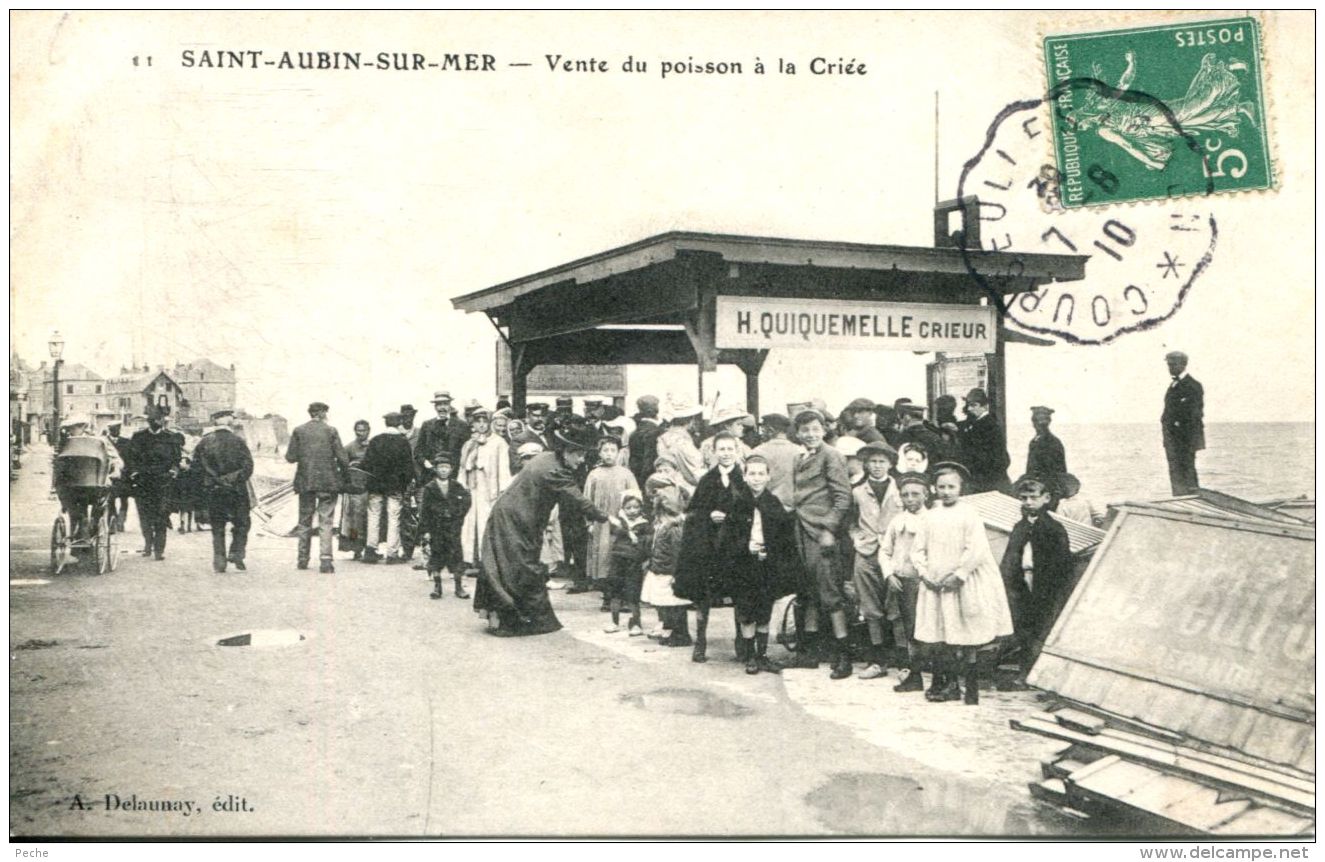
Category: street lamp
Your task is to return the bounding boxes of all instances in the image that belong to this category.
[48,330,64,440]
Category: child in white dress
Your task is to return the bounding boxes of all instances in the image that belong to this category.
[910,462,1014,704]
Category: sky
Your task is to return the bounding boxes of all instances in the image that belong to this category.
[10,11,1315,432]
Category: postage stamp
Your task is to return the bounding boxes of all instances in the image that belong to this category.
[1043,16,1272,208]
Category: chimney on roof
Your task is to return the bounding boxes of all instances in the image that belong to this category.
[39,361,47,369]
[143,364,149,373]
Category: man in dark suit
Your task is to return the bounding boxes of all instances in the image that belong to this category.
[194,409,254,573]
[627,395,663,487]
[999,474,1075,686]
[956,388,1011,494]
[1025,405,1068,490]
[362,411,417,564]
[130,407,184,560]
[416,390,471,474]
[285,401,349,573]
[1162,351,1205,495]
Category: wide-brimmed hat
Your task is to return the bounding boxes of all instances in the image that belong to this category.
[399,404,417,415]
[1059,472,1082,496]
[858,442,899,463]
[710,404,750,426]
[665,395,703,420]
[931,461,971,482]
[553,424,598,452]
[431,390,452,403]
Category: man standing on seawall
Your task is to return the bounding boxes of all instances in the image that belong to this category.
[285,401,350,573]
[1161,351,1204,495]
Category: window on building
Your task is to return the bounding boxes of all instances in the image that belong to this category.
[95,384,102,394]
[65,384,73,394]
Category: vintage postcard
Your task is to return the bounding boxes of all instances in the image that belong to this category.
[8,11,1315,846]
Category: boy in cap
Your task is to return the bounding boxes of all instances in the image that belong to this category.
[999,473,1074,687]
[419,454,472,599]
[848,442,903,679]
[789,409,854,679]
[880,472,931,691]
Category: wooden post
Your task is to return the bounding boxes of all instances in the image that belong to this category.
[510,343,530,413]
[991,319,1009,445]
[734,349,768,419]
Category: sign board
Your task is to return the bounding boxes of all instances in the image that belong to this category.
[927,353,988,408]
[495,343,626,398]
[1031,508,1316,772]
[715,296,996,352]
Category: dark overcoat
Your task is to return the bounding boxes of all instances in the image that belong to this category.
[474,451,607,634]
[418,478,471,571]
[1026,431,1068,482]
[999,513,1075,641]
[673,466,750,604]
[727,488,802,621]
[957,412,1011,493]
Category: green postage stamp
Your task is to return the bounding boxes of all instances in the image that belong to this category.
[1043,17,1271,208]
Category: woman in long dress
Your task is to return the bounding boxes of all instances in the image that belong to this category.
[910,462,1014,705]
[473,425,608,636]
[459,408,513,570]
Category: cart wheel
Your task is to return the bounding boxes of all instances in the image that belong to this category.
[105,513,120,572]
[50,515,69,575]
[94,512,111,575]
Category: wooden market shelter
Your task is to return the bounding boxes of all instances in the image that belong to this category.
[452,201,1088,425]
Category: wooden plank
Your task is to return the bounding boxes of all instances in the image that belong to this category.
[1055,707,1106,735]
[1013,717,1316,811]
[1094,727,1317,796]
[1029,778,1070,806]
[1212,805,1316,836]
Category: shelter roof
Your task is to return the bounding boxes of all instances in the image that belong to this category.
[453,231,1086,314]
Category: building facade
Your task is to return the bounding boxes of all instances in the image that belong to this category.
[104,367,185,422]
[173,358,237,424]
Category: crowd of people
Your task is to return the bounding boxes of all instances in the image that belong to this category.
[61,379,1110,704]
[267,385,1103,705]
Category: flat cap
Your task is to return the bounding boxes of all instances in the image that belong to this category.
[845,397,876,413]
[308,402,329,413]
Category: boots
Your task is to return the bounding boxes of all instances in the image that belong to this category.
[782,629,822,669]
[964,665,980,705]
[212,556,227,574]
[924,671,948,701]
[930,657,964,702]
[754,632,779,674]
[829,638,853,680]
[453,575,470,599]
[859,644,889,679]
[431,575,444,599]
[894,661,925,692]
[743,637,759,674]
[660,609,692,647]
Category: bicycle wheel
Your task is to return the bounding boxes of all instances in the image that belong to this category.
[50,515,69,575]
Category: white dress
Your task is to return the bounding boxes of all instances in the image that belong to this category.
[460,433,512,564]
[910,500,1014,646]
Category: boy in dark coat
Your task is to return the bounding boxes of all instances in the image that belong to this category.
[674,432,749,664]
[418,455,472,599]
[731,455,800,674]
[1000,473,1076,686]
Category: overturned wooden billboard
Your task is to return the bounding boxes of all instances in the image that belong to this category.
[1017,505,1315,834]
[1031,506,1314,772]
